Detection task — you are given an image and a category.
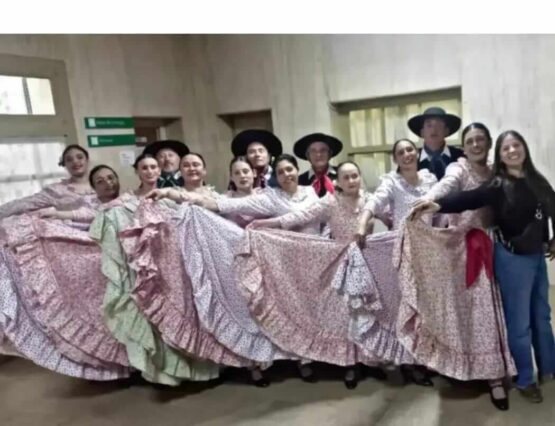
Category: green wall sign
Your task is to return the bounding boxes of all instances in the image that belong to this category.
[87,134,136,147]
[85,117,135,129]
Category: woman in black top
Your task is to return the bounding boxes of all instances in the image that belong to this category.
[410,130,555,404]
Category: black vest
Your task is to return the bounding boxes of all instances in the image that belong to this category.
[418,145,465,180]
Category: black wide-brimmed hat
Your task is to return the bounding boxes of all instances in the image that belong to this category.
[407,107,461,137]
[142,140,190,158]
[293,133,343,161]
[231,129,283,158]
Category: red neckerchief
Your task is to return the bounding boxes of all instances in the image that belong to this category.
[312,168,335,195]
[254,166,269,188]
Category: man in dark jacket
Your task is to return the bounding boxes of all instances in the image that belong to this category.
[231,129,283,189]
[142,139,189,188]
[408,107,464,180]
[294,133,343,198]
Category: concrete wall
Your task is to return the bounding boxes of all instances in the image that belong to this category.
[0,35,187,187]
[2,35,555,283]
[180,34,555,187]
[177,34,555,282]
[3,34,553,189]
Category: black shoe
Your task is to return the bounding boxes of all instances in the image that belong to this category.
[367,368,387,381]
[344,376,358,389]
[401,366,434,387]
[151,382,175,391]
[412,375,434,387]
[253,376,270,388]
[299,365,318,383]
[489,386,509,411]
[120,370,144,388]
[301,372,318,383]
[344,367,360,389]
[539,373,554,386]
[250,370,270,388]
[518,384,543,403]
[383,365,405,386]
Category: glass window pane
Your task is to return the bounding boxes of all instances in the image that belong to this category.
[0,138,67,202]
[353,152,391,191]
[0,180,42,204]
[420,98,461,115]
[0,75,27,114]
[36,140,67,174]
[27,78,56,115]
[349,110,367,148]
[0,143,35,177]
[403,103,421,140]
[0,75,56,115]
[365,108,383,147]
[0,139,66,179]
[346,94,461,163]
[349,108,383,147]
[405,103,421,120]
[384,105,416,144]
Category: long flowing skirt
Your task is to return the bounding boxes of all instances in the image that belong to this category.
[0,246,128,380]
[340,231,415,365]
[117,199,250,368]
[91,198,221,385]
[234,228,377,366]
[2,214,129,369]
[172,205,291,363]
[395,220,516,380]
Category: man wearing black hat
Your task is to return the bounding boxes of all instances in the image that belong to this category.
[294,133,343,198]
[142,140,190,188]
[408,107,464,180]
[231,130,283,189]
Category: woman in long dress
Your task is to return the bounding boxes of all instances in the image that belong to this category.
[90,153,222,386]
[0,165,129,380]
[353,139,438,386]
[117,153,252,368]
[410,130,555,405]
[246,161,376,389]
[0,145,96,220]
[148,154,324,382]
[408,123,514,410]
[221,156,265,228]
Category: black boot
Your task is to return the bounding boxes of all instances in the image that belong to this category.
[250,367,270,388]
[343,366,360,390]
[298,363,317,383]
[401,365,434,387]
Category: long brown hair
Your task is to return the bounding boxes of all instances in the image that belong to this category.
[392,139,418,172]
[492,130,555,213]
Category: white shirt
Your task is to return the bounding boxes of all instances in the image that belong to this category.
[419,143,451,163]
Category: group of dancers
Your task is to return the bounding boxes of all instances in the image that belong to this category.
[0,106,554,412]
